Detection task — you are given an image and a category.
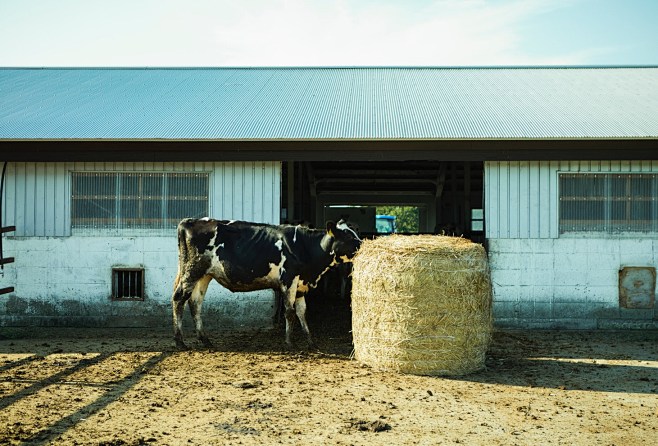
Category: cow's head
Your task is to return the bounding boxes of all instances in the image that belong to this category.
[325,219,361,262]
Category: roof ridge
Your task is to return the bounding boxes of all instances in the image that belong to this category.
[2,65,658,71]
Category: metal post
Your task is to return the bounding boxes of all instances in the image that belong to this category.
[0,162,6,270]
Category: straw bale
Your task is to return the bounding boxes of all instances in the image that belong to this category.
[351,234,492,376]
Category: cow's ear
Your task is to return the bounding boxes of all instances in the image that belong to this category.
[326,221,336,237]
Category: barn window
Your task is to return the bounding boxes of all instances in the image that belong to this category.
[112,268,144,300]
[559,173,658,234]
[471,209,484,232]
[71,172,209,233]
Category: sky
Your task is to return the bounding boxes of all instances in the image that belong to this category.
[0,0,656,67]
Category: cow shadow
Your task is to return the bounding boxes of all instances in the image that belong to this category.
[3,324,656,396]
[199,298,354,357]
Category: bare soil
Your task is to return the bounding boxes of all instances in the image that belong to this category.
[1,307,657,445]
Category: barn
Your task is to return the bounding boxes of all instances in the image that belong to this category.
[0,66,657,330]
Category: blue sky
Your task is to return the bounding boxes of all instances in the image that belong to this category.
[0,0,656,66]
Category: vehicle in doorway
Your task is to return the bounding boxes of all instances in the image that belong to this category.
[375,214,396,234]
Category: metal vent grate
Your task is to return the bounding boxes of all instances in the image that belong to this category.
[112,268,145,300]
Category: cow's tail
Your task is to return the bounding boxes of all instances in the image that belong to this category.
[173,219,193,292]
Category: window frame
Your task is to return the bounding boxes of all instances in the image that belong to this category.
[70,171,211,235]
[558,172,658,236]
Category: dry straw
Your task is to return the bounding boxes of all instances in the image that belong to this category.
[351,234,492,376]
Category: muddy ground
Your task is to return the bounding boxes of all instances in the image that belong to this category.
[0,307,657,445]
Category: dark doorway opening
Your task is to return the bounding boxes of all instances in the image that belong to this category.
[281,160,484,242]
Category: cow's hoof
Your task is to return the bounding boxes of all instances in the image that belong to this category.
[307,341,319,351]
[200,338,213,349]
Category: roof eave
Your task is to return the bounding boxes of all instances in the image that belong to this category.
[1,138,656,163]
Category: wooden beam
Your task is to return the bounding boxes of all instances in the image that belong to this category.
[451,162,458,226]
[435,164,447,198]
[0,257,14,265]
[464,162,471,235]
[435,163,448,232]
[286,161,295,222]
[0,226,15,233]
[304,162,317,197]
[304,162,318,226]
[0,287,14,295]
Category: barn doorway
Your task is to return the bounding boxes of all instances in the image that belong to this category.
[279,160,485,335]
[281,161,484,241]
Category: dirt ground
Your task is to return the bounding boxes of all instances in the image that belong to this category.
[1,307,657,446]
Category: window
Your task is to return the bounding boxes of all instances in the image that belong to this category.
[559,173,658,234]
[112,268,144,300]
[471,209,484,232]
[72,172,209,232]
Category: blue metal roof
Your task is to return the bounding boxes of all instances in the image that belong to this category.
[0,67,657,140]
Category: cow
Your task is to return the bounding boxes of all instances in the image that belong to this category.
[322,221,358,301]
[171,218,361,350]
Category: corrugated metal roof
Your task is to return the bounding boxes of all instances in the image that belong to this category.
[0,67,657,140]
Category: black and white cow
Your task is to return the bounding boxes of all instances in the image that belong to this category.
[172,218,361,350]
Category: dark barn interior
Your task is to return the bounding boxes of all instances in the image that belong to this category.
[281,160,484,240]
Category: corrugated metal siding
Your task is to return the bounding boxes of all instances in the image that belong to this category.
[485,160,658,239]
[1,161,280,237]
[1,67,657,140]
[2,162,70,237]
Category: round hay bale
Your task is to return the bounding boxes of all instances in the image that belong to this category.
[351,234,492,376]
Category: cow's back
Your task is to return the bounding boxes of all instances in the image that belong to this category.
[177,219,296,293]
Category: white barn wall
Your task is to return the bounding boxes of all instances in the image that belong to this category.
[0,161,281,329]
[3,161,280,236]
[486,160,658,329]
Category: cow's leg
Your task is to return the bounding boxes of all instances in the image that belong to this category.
[188,275,213,348]
[282,277,300,349]
[172,273,193,350]
[295,294,317,350]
